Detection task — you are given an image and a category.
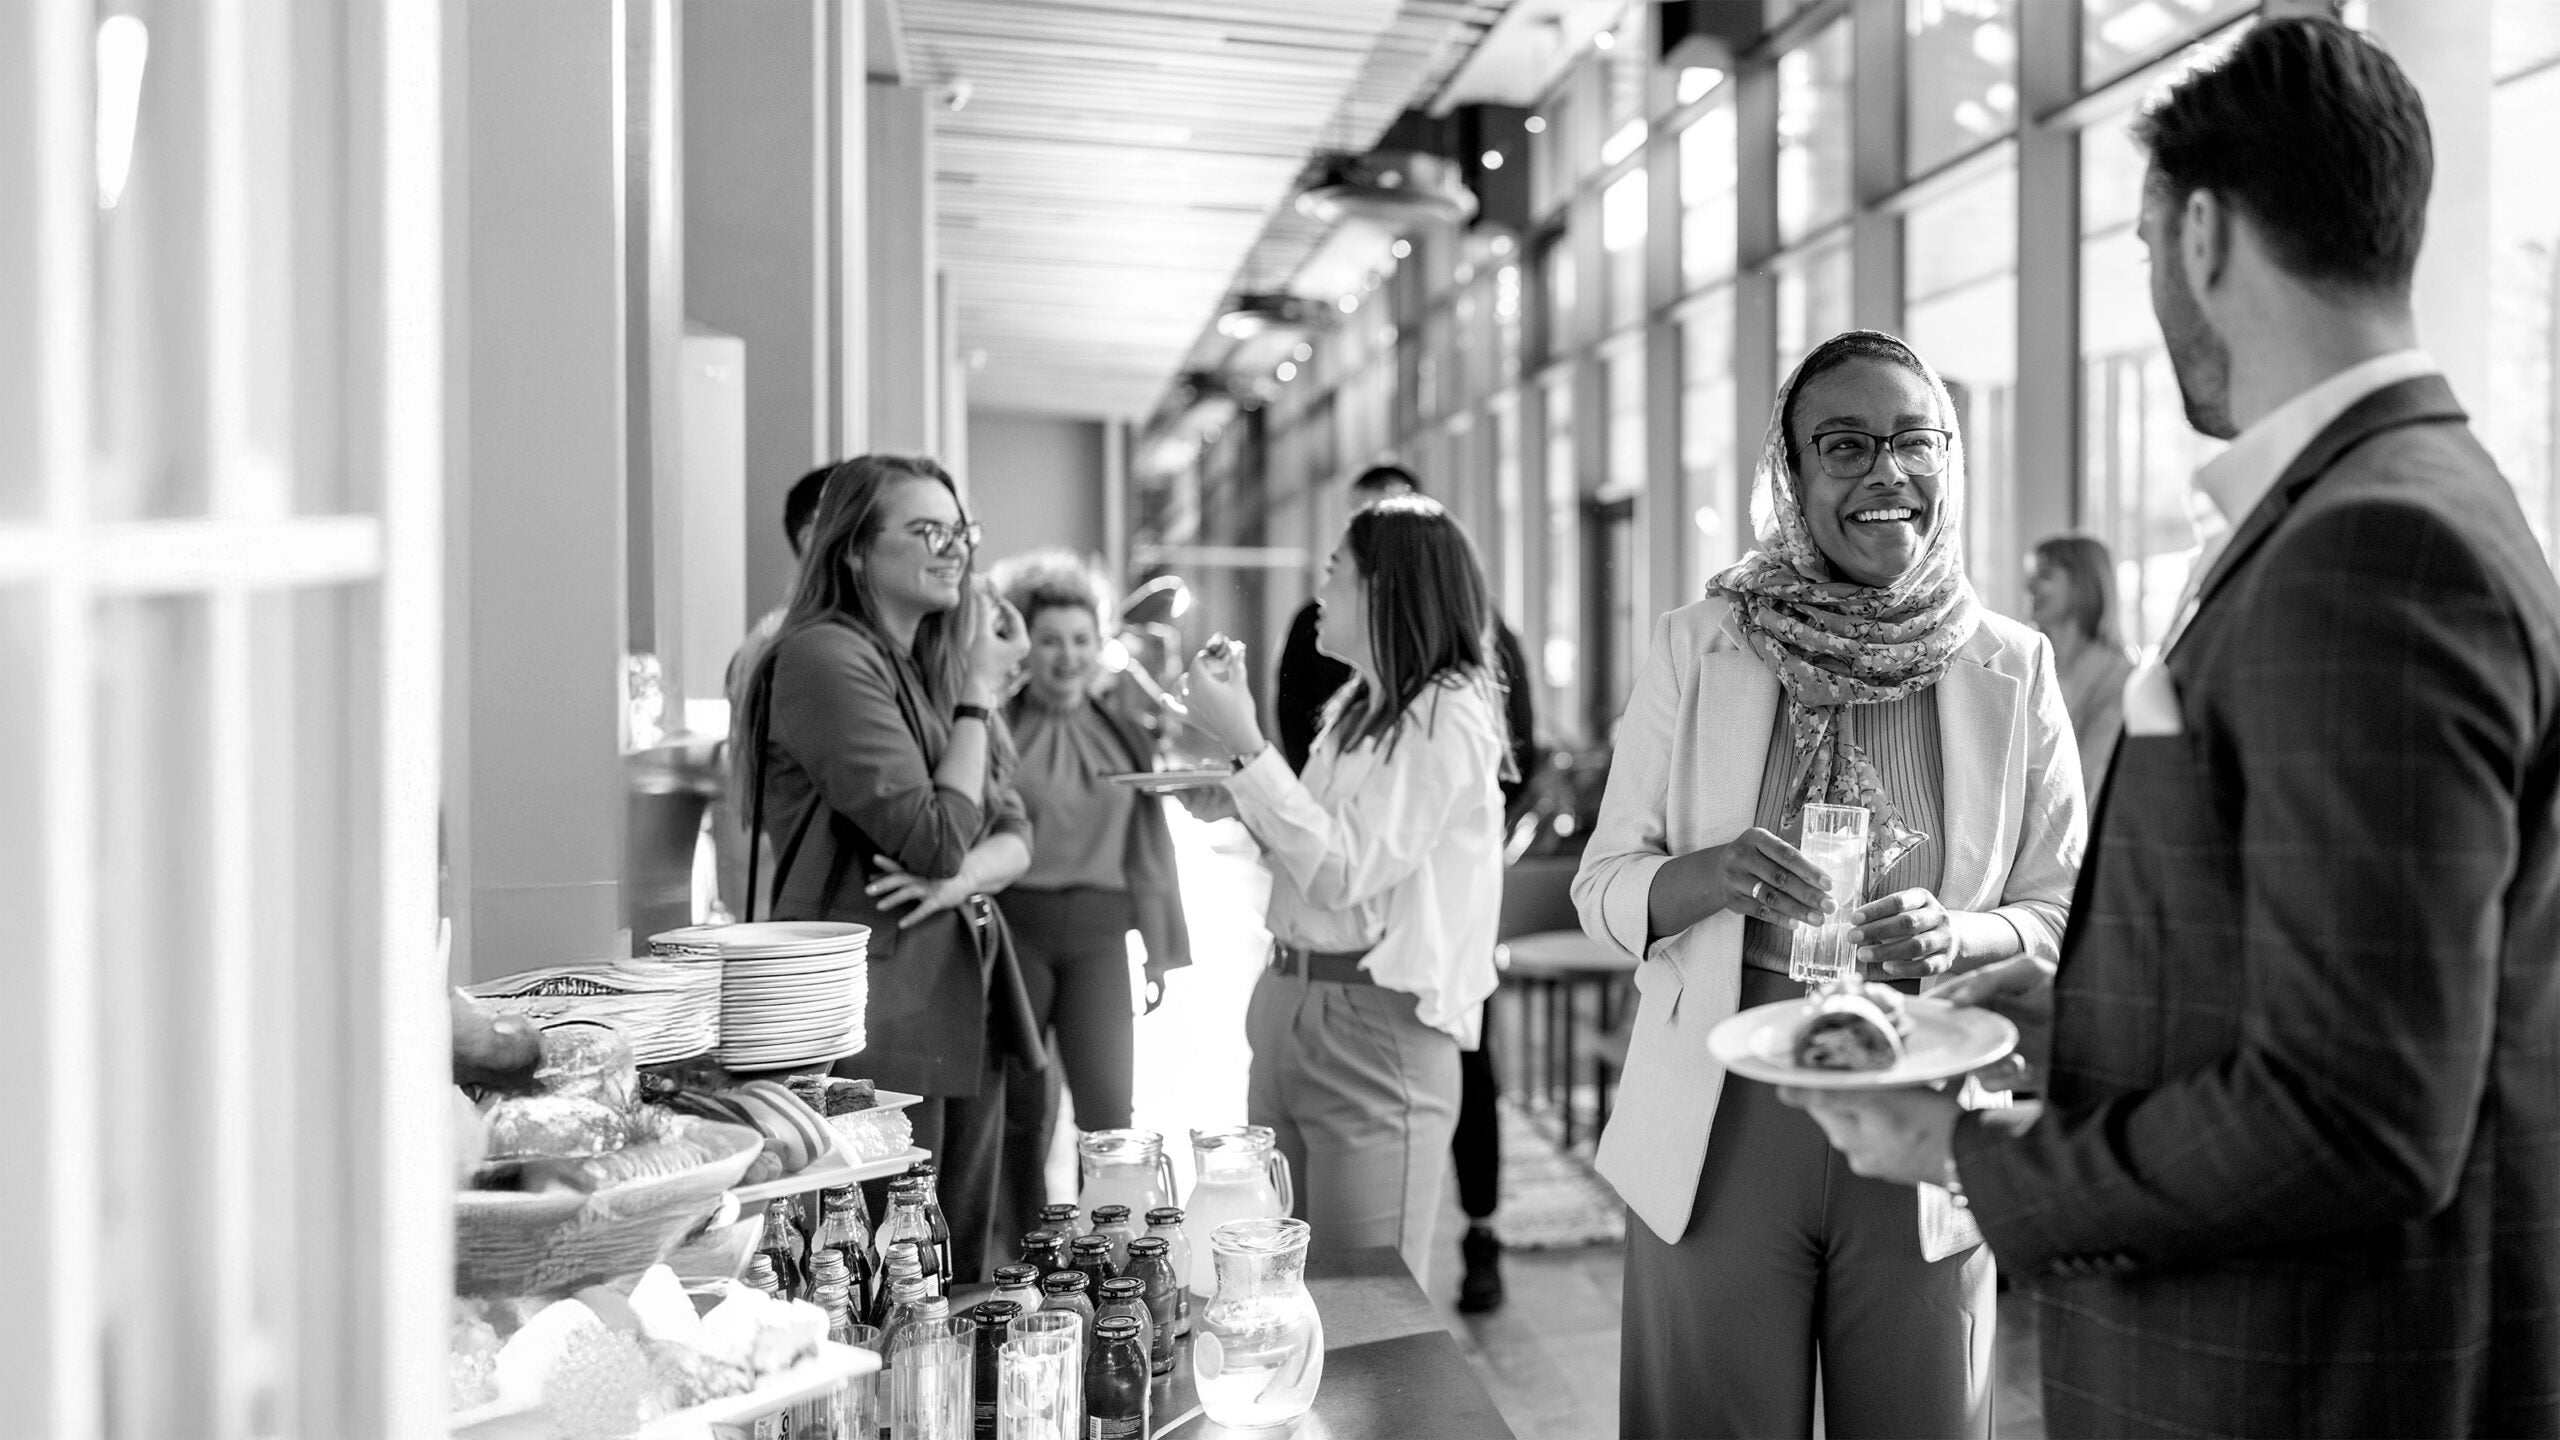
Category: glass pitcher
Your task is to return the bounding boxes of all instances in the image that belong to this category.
[1183,1127,1293,1299]
[1192,1217,1324,1430]
[1077,1129,1176,1220]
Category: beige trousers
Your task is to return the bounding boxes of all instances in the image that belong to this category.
[1243,967,1463,1283]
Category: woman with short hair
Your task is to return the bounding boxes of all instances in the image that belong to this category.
[986,550,1191,1237]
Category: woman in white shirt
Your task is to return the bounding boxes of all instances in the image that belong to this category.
[1180,495,1509,1283]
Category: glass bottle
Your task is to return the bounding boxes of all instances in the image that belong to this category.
[758,1197,809,1299]
[1038,1203,1085,1241]
[989,1263,1044,1318]
[883,1291,949,1363]
[1068,1235,1118,1298]
[1037,1269,1095,1347]
[1192,1217,1322,1429]
[970,1301,1021,1440]
[870,1239,929,1332]
[1142,1208,1192,1336]
[1123,1237,1180,1377]
[1083,1316,1151,1440]
[1085,1205,1139,1271]
[1018,1229,1070,1282]
[818,1184,878,1314]
[809,1247,857,1338]
[880,1177,946,1297]
[1093,1276,1153,1376]
[744,1252,785,1302]
[907,1159,957,1282]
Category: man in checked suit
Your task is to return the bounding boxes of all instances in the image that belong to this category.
[1788,19,2560,1436]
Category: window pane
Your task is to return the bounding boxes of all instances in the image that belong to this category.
[1539,235,1577,361]
[2489,60,2560,565]
[1604,343,1645,500]
[1682,290,1740,597]
[1542,374,1579,718]
[1602,3,1646,129]
[1906,0,2019,175]
[2079,110,2223,652]
[2495,0,2560,82]
[1532,86,1579,219]
[1774,232,1852,370]
[1681,103,1738,291]
[1777,20,1852,244]
[1905,158,2020,614]
[1602,169,1648,331]
[2082,0,2252,88]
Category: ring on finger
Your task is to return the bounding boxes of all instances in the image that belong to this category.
[1748,879,1766,904]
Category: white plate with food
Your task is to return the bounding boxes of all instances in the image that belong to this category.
[1707,987,2016,1090]
[1103,767,1235,792]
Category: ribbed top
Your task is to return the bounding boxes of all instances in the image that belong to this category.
[1739,688,1947,974]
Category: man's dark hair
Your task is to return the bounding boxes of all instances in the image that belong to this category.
[783,465,832,556]
[1351,463,1422,496]
[2133,18,2430,297]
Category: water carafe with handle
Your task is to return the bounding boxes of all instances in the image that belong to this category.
[1192,1217,1324,1430]
[1077,1128,1176,1220]
[1182,1126,1293,1300]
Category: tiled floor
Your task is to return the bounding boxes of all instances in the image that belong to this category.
[1093,813,2046,1439]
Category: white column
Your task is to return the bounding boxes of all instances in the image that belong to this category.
[868,78,937,454]
[447,0,628,978]
[2364,0,2493,410]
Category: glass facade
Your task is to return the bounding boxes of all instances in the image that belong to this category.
[1159,0,2560,750]
[1905,0,2019,175]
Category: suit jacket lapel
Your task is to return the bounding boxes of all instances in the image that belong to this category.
[2193,375,2468,614]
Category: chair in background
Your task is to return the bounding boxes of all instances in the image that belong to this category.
[1494,855,1636,1152]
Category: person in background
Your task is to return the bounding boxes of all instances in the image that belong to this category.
[1181,496,1509,1288]
[1274,462,1538,1313]
[1792,21,2560,1436]
[717,465,838,919]
[2024,533,2137,801]
[1575,330,2084,1438]
[734,453,1043,1282]
[986,550,1193,1244]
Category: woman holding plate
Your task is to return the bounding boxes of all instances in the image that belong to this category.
[1571,331,2086,1437]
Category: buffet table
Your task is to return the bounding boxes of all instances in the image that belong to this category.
[1150,1244,1517,1439]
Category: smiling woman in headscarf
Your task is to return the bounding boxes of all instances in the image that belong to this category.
[1570,331,2088,1438]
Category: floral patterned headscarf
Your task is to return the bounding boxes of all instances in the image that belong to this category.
[1707,330,1981,883]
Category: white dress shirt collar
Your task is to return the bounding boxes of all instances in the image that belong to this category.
[2193,348,2437,536]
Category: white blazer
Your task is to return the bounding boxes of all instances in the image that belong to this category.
[1573,596,2086,1244]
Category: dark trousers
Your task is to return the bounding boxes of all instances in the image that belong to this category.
[1619,966,1994,1440]
[993,888,1137,1245]
[1453,1026,1499,1221]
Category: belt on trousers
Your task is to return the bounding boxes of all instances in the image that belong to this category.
[1271,942,1378,986]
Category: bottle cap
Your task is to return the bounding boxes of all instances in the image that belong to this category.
[906,1158,938,1180]
[992,1264,1040,1287]
[809,1251,850,1286]
[1039,1204,1079,1221]
[1098,1277,1145,1300]
[1094,1316,1143,1343]
[1126,1237,1169,1260]
[1071,1235,1114,1258]
[1090,1204,1131,1225]
[974,1300,1023,1325]
[1039,1270,1090,1295]
[1145,1207,1185,1227]
[820,1184,859,1206]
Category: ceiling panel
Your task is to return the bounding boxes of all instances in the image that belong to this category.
[904,0,1508,420]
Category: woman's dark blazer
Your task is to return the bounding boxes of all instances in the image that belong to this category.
[758,618,1040,1097]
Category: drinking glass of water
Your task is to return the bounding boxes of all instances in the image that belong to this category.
[1788,803,1870,987]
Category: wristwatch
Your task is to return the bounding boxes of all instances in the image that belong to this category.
[953,702,993,724]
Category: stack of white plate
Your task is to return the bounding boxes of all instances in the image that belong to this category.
[649,921,870,1070]
[467,959,721,1066]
